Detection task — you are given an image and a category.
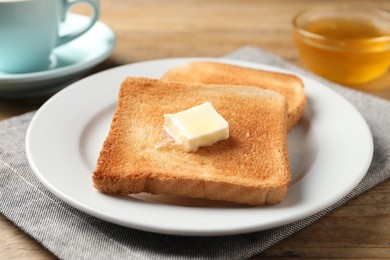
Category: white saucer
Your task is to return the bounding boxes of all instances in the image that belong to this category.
[0,13,115,98]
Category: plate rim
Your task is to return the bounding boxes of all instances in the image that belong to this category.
[25,57,374,236]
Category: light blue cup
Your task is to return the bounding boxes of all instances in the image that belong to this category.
[0,0,100,74]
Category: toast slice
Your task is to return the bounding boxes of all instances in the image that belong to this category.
[93,77,291,206]
[162,61,306,131]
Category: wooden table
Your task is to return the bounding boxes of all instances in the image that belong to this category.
[1,0,390,259]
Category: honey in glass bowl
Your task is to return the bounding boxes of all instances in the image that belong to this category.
[292,5,390,86]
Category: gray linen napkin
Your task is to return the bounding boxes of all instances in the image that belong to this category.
[1,47,389,260]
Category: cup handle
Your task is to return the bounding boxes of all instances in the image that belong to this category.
[56,0,100,46]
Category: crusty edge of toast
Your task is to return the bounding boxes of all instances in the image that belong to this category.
[93,171,289,205]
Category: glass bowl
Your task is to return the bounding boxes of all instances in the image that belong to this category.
[292,5,390,86]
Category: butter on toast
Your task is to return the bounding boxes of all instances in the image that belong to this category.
[93,77,291,206]
[162,61,306,131]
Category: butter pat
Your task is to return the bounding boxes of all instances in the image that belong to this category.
[163,102,229,152]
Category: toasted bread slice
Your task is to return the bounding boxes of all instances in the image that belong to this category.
[162,61,306,131]
[93,77,291,206]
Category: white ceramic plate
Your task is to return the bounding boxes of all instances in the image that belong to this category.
[26,58,373,236]
[0,13,115,98]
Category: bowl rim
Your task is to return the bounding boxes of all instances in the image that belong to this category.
[292,4,390,51]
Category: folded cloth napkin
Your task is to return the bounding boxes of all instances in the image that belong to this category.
[1,46,389,260]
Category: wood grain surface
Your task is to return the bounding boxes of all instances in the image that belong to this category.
[1,0,390,259]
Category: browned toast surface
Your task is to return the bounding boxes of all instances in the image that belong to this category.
[93,77,291,206]
[162,61,306,131]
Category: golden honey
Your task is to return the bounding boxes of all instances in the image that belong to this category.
[293,7,390,86]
